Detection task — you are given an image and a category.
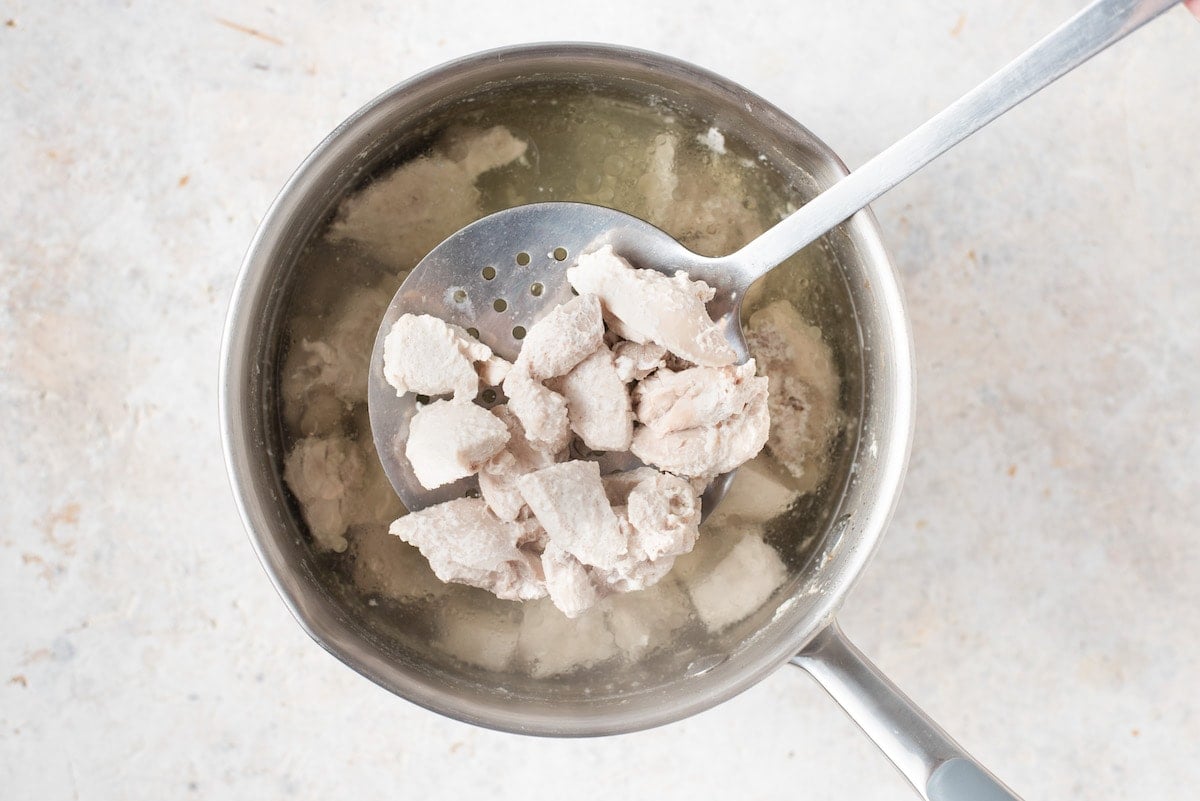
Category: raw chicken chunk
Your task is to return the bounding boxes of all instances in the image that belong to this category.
[567,245,735,367]
[383,313,503,401]
[541,543,601,619]
[515,293,605,380]
[745,300,841,491]
[405,400,509,490]
[327,125,527,270]
[477,405,559,522]
[502,368,572,453]
[634,360,766,435]
[555,343,632,451]
[389,498,547,601]
[517,461,626,570]
[687,533,788,631]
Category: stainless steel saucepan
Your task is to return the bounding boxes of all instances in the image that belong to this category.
[221,9,1179,795]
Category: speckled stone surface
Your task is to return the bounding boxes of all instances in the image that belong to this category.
[2,2,1198,798]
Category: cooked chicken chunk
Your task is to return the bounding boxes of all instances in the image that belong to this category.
[517,460,626,570]
[541,543,601,619]
[555,343,633,451]
[597,469,701,592]
[283,434,402,552]
[687,533,787,631]
[326,125,527,270]
[634,360,766,435]
[502,367,572,453]
[745,300,841,491]
[567,245,735,367]
[478,405,559,522]
[405,399,509,490]
[516,293,605,381]
[611,340,667,382]
[389,498,546,602]
[383,313,506,401]
[630,381,770,479]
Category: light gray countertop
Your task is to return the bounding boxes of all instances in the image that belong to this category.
[2,2,1197,798]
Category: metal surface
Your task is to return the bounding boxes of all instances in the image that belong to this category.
[220,43,913,737]
[792,625,1022,801]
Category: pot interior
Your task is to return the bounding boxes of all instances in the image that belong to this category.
[224,46,909,734]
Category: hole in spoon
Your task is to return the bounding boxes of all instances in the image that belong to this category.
[552,246,568,261]
[480,388,497,404]
[481,266,497,280]
[493,299,508,312]
[512,325,526,340]
[515,252,531,266]
[466,327,479,338]
[452,288,467,303]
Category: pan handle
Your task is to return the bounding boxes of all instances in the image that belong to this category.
[791,623,1022,801]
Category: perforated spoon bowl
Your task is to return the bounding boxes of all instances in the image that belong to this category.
[370,0,1179,521]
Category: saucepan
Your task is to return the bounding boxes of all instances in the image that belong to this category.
[220,43,1018,800]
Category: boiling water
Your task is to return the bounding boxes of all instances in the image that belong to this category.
[276,85,860,693]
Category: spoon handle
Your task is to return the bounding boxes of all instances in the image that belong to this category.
[732,0,1180,278]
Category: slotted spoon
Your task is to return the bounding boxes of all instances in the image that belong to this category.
[369,0,1179,517]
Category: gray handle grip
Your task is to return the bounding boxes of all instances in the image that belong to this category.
[791,624,1022,801]
[732,0,1180,278]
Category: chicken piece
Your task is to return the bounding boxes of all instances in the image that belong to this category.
[611,340,667,383]
[283,433,403,553]
[686,533,788,631]
[280,286,392,436]
[283,435,366,552]
[601,576,694,660]
[383,313,501,401]
[405,400,509,490]
[517,599,617,678]
[626,470,702,561]
[389,498,546,602]
[516,293,605,380]
[630,383,770,479]
[541,543,601,619]
[597,470,701,592]
[517,460,625,569]
[502,368,572,453]
[478,354,511,386]
[434,604,522,673]
[478,405,559,522]
[634,360,767,436]
[556,343,633,451]
[601,466,661,506]
[327,126,527,270]
[745,300,841,492]
[567,245,735,367]
[704,457,797,528]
